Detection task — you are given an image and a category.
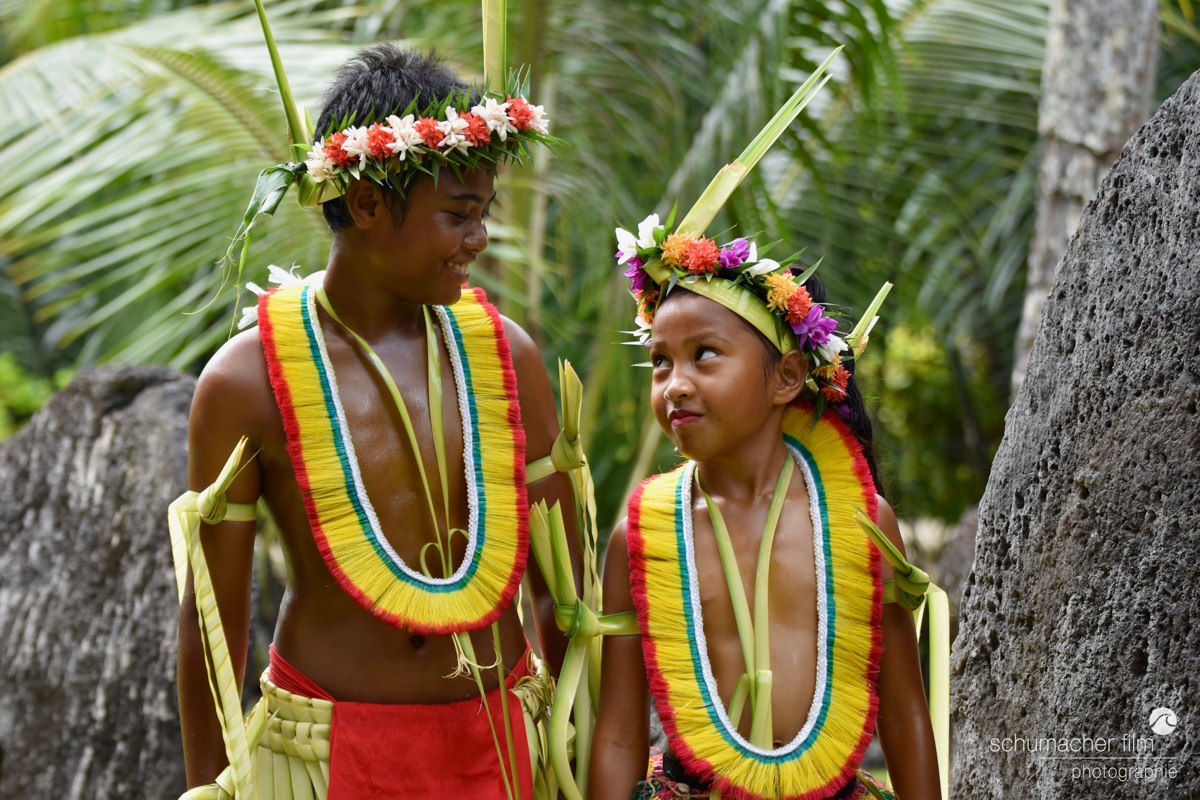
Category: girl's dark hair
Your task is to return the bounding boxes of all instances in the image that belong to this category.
[801,274,885,498]
[657,277,886,498]
[313,45,474,232]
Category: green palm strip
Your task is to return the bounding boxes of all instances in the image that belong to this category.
[483,0,507,92]
[493,622,522,800]
[251,0,309,153]
[459,632,517,800]
[675,48,841,237]
[697,452,793,736]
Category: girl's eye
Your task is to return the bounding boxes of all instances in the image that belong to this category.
[448,211,471,221]
[651,354,667,369]
[696,347,717,361]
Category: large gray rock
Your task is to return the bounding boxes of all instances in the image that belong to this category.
[0,366,193,799]
[950,72,1200,798]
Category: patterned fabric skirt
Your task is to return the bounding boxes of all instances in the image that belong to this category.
[632,750,899,800]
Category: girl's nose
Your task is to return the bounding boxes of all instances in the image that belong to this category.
[463,218,488,254]
[663,369,694,404]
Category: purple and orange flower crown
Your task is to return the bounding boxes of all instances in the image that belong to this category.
[302,85,556,196]
[618,209,889,408]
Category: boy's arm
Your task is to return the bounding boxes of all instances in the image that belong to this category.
[177,335,267,787]
[873,498,942,800]
[589,520,650,800]
[503,319,584,674]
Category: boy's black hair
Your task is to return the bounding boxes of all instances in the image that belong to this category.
[313,45,475,232]
[657,279,886,498]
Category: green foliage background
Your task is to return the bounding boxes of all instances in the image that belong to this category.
[1,0,1197,530]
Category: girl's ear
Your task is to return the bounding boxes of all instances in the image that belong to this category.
[773,349,808,406]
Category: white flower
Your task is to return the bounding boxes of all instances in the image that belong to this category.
[470,98,516,141]
[385,114,423,160]
[747,241,758,264]
[635,214,660,249]
[437,106,470,152]
[615,227,638,264]
[340,125,372,168]
[817,334,848,362]
[527,103,549,135]
[237,305,259,330]
[304,140,337,182]
[744,258,781,276]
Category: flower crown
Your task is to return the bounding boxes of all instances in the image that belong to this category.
[618,209,890,409]
[301,83,555,203]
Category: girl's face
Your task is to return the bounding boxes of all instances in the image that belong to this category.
[649,291,801,462]
[348,167,496,306]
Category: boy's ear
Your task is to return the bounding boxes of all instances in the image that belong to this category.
[773,349,808,406]
[345,179,382,230]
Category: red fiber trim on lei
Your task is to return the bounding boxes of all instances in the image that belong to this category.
[626,476,721,790]
[259,290,377,623]
[470,285,530,629]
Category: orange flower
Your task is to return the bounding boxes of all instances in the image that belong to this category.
[365,123,395,159]
[784,285,813,324]
[661,233,696,268]
[683,236,720,274]
[324,131,355,168]
[461,112,491,146]
[507,97,535,129]
[413,117,443,148]
[764,272,798,312]
[820,366,850,401]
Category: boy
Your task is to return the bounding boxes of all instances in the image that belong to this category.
[590,220,941,799]
[176,46,576,799]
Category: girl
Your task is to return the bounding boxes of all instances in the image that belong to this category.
[590,223,941,800]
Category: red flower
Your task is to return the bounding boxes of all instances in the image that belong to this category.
[324,131,355,168]
[820,366,851,401]
[683,236,721,274]
[461,112,491,147]
[784,285,813,324]
[365,123,395,159]
[507,97,535,129]
[413,117,443,149]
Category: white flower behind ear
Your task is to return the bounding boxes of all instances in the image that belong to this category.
[817,334,848,362]
[615,227,638,263]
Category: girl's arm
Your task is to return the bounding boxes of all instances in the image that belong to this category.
[589,519,651,800]
[873,498,942,800]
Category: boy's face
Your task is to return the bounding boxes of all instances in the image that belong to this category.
[346,167,496,306]
[649,292,802,462]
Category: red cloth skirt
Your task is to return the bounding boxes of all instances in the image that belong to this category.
[269,644,535,800]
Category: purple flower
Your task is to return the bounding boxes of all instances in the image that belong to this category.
[718,238,751,270]
[624,260,649,294]
[789,305,838,349]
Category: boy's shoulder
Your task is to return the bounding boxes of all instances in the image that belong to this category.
[191,326,275,438]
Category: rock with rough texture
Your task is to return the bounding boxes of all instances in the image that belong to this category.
[951,72,1200,797]
[0,366,194,799]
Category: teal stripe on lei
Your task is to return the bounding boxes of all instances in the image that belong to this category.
[301,286,483,591]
